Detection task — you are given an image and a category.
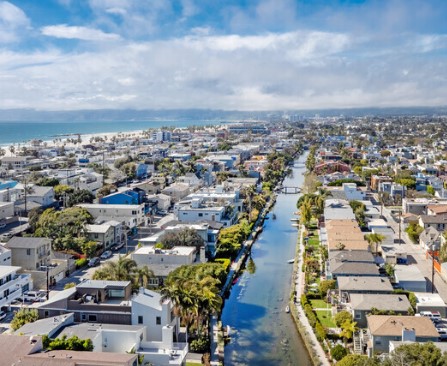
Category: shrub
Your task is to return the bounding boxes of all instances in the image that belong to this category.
[315,322,327,341]
[190,335,210,353]
[214,258,231,271]
[75,258,88,268]
[64,282,76,290]
[11,308,39,331]
[331,344,348,361]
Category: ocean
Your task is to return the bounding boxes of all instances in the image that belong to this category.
[0,120,220,146]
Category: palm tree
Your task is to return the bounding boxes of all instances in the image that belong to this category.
[92,256,138,282]
[133,265,154,289]
[364,233,385,255]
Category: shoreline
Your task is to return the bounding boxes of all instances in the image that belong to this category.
[0,119,230,151]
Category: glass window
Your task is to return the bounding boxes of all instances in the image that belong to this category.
[138,315,143,324]
[88,314,97,322]
[156,316,161,325]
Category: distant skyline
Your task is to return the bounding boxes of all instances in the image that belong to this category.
[1,0,447,111]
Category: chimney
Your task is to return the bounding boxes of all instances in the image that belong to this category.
[162,325,174,350]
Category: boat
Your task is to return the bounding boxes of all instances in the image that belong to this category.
[285,305,290,313]
[291,223,300,227]
[290,218,299,222]
[272,213,276,220]
[287,258,295,264]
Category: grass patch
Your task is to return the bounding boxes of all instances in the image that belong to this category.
[315,310,336,328]
[310,299,328,309]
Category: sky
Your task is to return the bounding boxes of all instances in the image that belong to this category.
[0,0,447,111]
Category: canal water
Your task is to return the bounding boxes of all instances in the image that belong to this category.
[221,154,312,366]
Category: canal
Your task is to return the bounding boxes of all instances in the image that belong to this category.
[221,153,312,366]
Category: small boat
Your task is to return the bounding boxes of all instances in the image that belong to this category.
[272,213,276,220]
[285,305,290,313]
[290,218,299,222]
[287,258,295,264]
[291,223,300,227]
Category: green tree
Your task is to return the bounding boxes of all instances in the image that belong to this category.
[334,311,352,328]
[54,184,74,200]
[67,189,95,207]
[159,228,205,250]
[93,256,138,282]
[34,207,93,252]
[337,354,378,366]
[383,342,447,366]
[45,335,93,351]
[11,308,39,330]
[319,279,336,297]
[340,319,357,345]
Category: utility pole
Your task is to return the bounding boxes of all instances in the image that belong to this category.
[432,244,436,294]
[398,210,402,244]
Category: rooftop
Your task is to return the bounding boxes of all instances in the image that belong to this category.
[367,315,439,337]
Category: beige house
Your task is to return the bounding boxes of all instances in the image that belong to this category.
[366,315,439,355]
[7,237,68,290]
[7,237,52,270]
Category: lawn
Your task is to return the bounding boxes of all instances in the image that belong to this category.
[310,299,329,309]
[315,310,336,328]
[308,236,320,248]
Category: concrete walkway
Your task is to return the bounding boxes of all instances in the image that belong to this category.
[294,225,331,366]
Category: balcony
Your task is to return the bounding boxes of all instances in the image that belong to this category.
[138,341,188,366]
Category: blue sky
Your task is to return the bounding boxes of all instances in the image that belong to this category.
[1,0,447,110]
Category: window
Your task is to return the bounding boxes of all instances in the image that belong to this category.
[198,213,203,217]
[132,210,137,215]
[26,249,31,255]
[88,314,97,322]
[81,314,87,321]
[44,311,49,318]
[138,315,143,324]
[156,316,161,325]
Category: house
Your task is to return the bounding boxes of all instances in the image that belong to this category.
[0,201,14,220]
[326,250,375,280]
[418,215,447,232]
[0,266,32,308]
[314,161,350,174]
[131,246,197,285]
[1,156,30,170]
[419,226,442,251]
[25,185,56,208]
[394,264,427,292]
[155,193,171,211]
[414,292,447,317]
[0,244,11,265]
[366,315,439,355]
[161,183,190,203]
[174,198,237,227]
[36,280,133,324]
[132,288,188,366]
[323,219,370,252]
[342,183,366,201]
[77,203,146,231]
[348,293,411,327]
[6,237,68,289]
[100,189,145,205]
[7,237,51,270]
[337,277,393,299]
[86,223,116,250]
[328,262,380,280]
[0,334,45,366]
[371,175,393,191]
[324,200,356,221]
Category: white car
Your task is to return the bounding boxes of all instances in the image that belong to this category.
[21,291,46,303]
[100,250,112,260]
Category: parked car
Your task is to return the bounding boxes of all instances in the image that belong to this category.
[88,257,100,267]
[111,243,125,251]
[0,311,6,321]
[100,250,112,260]
[21,291,46,303]
[0,223,6,229]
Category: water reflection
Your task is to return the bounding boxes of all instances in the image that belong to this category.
[221,155,312,366]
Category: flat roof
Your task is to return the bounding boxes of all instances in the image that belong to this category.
[134,245,196,256]
[0,265,21,277]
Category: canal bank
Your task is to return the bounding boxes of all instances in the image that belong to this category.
[220,154,312,366]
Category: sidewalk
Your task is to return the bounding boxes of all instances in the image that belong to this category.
[294,225,331,366]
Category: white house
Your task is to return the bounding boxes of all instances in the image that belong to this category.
[0,266,32,308]
[343,183,366,201]
[174,198,237,227]
[132,246,196,268]
[77,203,146,229]
[131,288,188,366]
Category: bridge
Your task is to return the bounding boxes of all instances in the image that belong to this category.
[277,186,301,194]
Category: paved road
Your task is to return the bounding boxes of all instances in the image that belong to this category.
[380,205,447,303]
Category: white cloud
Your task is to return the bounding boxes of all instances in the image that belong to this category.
[41,24,121,41]
[0,1,30,43]
[0,29,447,111]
